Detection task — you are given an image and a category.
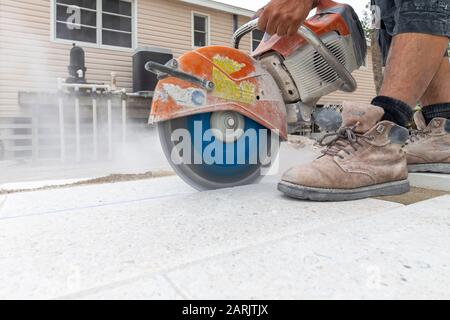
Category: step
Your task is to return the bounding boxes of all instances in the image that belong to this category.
[409,172,450,192]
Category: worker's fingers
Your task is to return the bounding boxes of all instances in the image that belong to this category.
[265,16,279,35]
[287,22,301,36]
[264,9,282,36]
[258,0,313,36]
[257,11,269,32]
[276,23,289,37]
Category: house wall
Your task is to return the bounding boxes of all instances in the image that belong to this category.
[0,0,376,118]
[0,0,252,117]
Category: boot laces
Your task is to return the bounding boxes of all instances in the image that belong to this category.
[318,124,373,159]
[408,129,431,143]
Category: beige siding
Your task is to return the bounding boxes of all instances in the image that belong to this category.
[0,0,251,117]
[0,0,374,118]
[237,15,251,52]
[138,0,251,57]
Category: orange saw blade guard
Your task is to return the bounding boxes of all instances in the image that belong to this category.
[149,46,288,140]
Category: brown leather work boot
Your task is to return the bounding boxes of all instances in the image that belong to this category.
[278,102,410,201]
[404,111,450,174]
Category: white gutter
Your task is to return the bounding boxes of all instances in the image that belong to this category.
[179,0,255,17]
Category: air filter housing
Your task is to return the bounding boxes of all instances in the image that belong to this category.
[283,32,358,103]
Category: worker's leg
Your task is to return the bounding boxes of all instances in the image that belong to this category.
[421,57,450,107]
[279,0,450,200]
[378,33,448,108]
[370,0,450,127]
[403,54,450,174]
[419,57,450,124]
[371,33,448,127]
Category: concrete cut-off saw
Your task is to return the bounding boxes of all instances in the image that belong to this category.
[145,0,367,190]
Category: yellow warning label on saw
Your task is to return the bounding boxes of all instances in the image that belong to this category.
[212,55,256,105]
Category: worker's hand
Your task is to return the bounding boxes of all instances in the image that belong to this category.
[257,0,317,37]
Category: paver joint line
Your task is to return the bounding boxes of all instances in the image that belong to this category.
[0,192,193,221]
[162,274,191,300]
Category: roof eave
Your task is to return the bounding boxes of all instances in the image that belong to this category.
[178,0,255,17]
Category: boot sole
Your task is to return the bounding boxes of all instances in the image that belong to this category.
[408,163,450,174]
[277,180,410,202]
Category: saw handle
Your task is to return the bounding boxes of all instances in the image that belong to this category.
[145,61,215,91]
[232,2,357,93]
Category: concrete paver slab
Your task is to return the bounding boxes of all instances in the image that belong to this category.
[0,176,193,219]
[0,181,400,299]
[167,196,450,299]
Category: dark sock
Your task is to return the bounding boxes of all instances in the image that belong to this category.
[422,103,450,124]
[371,96,414,127]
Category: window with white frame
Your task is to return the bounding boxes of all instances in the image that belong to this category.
[252,30,264,51]
[193,13,208,47]
[55,0,134,49]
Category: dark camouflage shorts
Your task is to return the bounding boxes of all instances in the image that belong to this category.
[373,0,450,64]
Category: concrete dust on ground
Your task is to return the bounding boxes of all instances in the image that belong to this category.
[0,170,174,195]
[2,168,448,206]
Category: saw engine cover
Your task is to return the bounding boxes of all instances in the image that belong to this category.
[253,3,367,103]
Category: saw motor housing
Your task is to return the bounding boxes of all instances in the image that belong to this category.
[253,3,367,105]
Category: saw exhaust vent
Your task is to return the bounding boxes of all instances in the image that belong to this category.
[284,32,358,103]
